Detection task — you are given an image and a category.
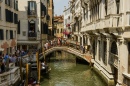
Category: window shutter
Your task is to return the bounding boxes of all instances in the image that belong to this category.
[14,0,15,9]
[0,29,4,40]
[10,11,13,23]
[9,0,10,6]
[18,21,20,34]
[28,2,30,15]
[34,1,36,13]
[28,21,30,32]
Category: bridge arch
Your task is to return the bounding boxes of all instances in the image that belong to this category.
[40,46,91,63]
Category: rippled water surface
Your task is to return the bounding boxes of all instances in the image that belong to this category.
[40,53,107,86]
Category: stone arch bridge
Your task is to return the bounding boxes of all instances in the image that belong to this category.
[39,46,92,63]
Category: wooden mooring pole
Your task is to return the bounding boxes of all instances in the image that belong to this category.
[20,58,23,82]
[36,51,40,84]
[26,63,28,86]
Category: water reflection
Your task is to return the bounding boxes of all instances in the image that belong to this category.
[40,52,107,86]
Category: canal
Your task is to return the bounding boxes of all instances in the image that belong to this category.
[40,51,107,86]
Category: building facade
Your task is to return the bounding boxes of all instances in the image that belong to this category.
[47,0,54,39]
[0,0,18,54]
[69,0,130,86]
[17,0,48,52]
[54,15,64,38]
[63,4,72,39]
[70,0,82,43]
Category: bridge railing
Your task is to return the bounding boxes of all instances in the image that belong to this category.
[41,39,91,55]
[20,39,91,63]
[0,67,20,86]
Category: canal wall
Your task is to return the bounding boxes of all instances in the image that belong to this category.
[92,67,115,86]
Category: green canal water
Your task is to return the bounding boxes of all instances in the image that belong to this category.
[40,52,107,86]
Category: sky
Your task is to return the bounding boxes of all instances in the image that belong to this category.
[53,0,70,16]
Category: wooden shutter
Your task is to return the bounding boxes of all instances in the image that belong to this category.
[17,21,20,34]
[28,1,30,15]
[34,1,36,14]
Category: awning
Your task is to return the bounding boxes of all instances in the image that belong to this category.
[0,48,4,51]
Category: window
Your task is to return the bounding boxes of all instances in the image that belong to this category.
[111,41,118,55]
[10,30,13,39]
[61,29,62,33]
[5,0,11,6]
[14,13,18,24]
[116,0,120,14]
[6,30,8,39]
[14,0,18,10]
[17,21,20,34]
[10,47,12,54]
[93,41,95,59]
[57,29,59,33]
[98,40,101,60]
[0,7,1,20]
[28,1,36,15]
[105,0,108,15]
[103,41,107,64]
[22,31,26,36]
[0,29,4,40]
[14,31,16,39]
[5,9,13,23]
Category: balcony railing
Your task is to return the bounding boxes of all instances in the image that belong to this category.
[28,32,37,40]
[28,10,36,17]
[110,53,118,68]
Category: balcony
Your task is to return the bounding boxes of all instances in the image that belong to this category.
[110,53,118,68]
[104,14,121,29]
[28,10,36,17]
[125,13,130,28]
[28,32,37,40]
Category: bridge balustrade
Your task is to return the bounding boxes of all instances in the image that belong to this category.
[0,67,20,86]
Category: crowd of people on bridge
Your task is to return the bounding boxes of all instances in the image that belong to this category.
[44,38,68,50]
[43,38,88,54]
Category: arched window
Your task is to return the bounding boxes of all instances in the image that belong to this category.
[111,41,118,55]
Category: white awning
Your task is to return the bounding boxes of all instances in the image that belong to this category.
[0,48,4,51]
